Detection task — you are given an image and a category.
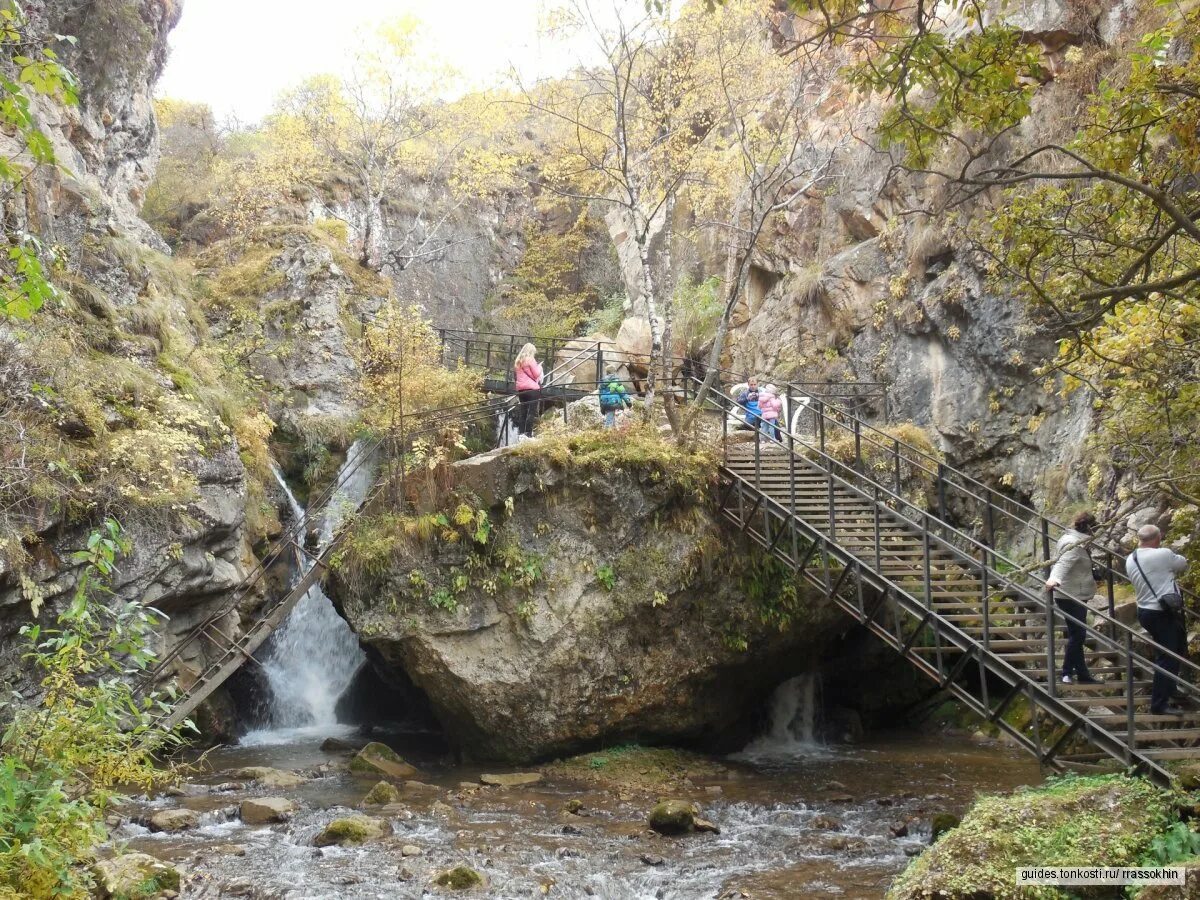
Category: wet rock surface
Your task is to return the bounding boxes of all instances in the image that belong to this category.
[111,731,1039,899]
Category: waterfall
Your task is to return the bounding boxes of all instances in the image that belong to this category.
[736,673,826,761]
[250,441,374,737]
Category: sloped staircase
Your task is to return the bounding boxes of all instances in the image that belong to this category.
[704,382,1200,785]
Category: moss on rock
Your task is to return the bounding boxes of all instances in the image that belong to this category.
[541,745,726,794]
[889,775,1174,899]
[313,815,385,847]
[648,799,698,835]
[362,780,401,806]
[348,742,418,779]
[92,852,181,899]
[433,865,484,889]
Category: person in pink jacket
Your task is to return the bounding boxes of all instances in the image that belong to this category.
[759,384,783,440]
[513,343,543,437]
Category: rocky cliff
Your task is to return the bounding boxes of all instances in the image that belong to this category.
[329,429,853,761]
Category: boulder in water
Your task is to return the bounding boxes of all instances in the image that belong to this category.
[348,742,418,779]
[433,865,484,890]
[92,852,181,899]
[240,797,297,825]
[147,808,199,833]
[233,766,307,789]
[480,772,542,787]
[694,817,721,834]
[320,736,359,753]
[362,781,401,805]
[313,815,386,847]
[648,800,698,835]
[402,780,441,796]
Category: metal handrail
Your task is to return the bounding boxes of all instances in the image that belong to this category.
[791,395,1198,622]
[706,382,1200,699]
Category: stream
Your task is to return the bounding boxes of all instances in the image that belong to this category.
[112,449,1041,898]
[113,725,1038,899]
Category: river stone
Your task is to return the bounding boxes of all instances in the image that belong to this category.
[480,772,542,787]
[694,817,721,834]
[402,780,441,796]
[320,736,358,753]
[313,815,386,847]
[401,844,423,857]
[92,852,181,899]
[648,800,698,835]
[349,742,418,779]
[363,781,401,805]
[433,865,484,889]
[240,797,297,825]
[147,808,200,833]
[233,766,307,789]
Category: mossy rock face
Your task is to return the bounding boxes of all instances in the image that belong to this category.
[92,852,181,899]
[313,815,385,847]
[648,799,698,835]
[433,865,484,890]
[349,742,418,779]
[889,775,1173,899]
[542,746,726,794]
[1177,763,1200,791]
[362,780,401,806]
[929,812,960,843]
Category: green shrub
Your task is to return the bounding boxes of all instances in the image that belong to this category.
[0,521,187,897]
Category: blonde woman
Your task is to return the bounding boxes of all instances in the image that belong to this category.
[513,343,543,437]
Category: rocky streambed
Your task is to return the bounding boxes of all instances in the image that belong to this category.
[105,730,1039,899]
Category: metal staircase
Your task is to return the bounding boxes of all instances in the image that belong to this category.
[696,380,1200,784]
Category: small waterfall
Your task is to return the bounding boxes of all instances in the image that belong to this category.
[250,442,374,737]
[737,674,826,762]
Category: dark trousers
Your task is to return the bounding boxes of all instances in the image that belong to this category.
[515,389,540,436]
[1138,606,1187,711]
[1056,595,1092,679]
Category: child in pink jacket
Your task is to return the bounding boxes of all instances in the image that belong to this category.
[759,384,783,440]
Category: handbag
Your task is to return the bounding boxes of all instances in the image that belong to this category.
[1132,550,1185,613]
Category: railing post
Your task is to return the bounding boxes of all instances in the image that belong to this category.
[817,400,826,454]
[983,492,995,568]
[893,439,902,495]
[1046,595,1057,698]
[788,427,796,514]
[1041,518,1052,578]
[936,464,948,521]
[922,514,932,611]
[755,426,762,487]
[1105,551,1116,620]
[873,484,881,573]
[596,343,604,390]
[1125,629,1136,752]
[853,417,862,475]
[981,564,990,651]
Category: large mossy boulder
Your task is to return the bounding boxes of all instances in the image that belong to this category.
[362,780,401,805]
[433,865,484,890]
[348,742,418,779]
[233,766,307,789]
[889,776,1173,899]
[331,430,850,762]
[313,815,386,847]
[92,852,181,899]
[648,799,699,835]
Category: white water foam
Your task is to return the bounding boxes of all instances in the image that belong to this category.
[735,673,831,763]
[254,442,374,734]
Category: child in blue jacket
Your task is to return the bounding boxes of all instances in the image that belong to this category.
[599,374,633,428]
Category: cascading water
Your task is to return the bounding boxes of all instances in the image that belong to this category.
[248,441,374,740]
[737,673,826,762]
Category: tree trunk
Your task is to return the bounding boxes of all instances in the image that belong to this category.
[636,233,663,417]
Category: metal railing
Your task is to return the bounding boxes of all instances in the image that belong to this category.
[699,377,1200,783]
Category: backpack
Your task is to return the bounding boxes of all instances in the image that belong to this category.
[600,381,624,412]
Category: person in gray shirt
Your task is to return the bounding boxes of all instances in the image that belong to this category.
[1127,524,1189,715]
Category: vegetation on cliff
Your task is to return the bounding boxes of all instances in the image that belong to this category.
[0,523,184,898]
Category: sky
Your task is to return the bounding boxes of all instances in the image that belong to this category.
[156,0,583,124]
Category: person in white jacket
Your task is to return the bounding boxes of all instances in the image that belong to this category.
[1045,511,1100,684]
